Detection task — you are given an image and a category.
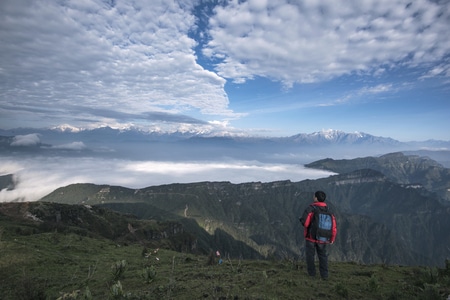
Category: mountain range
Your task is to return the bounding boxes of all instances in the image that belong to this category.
[2,126,448,146]
[31,152,450,268]
[1,126,450,165]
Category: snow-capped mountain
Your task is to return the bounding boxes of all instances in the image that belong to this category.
[288,129,401,145]
[1,126,448,148]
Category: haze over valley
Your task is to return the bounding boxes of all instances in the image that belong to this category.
[1,127,449,203]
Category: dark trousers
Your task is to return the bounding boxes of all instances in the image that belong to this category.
[305,240,328,279]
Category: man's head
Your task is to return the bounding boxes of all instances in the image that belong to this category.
[314,191,326,202]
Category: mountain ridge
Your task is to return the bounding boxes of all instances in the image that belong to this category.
[305,152,450,203]
[38,153,450,267]
[2,127,449,166]
[2,126,449,144]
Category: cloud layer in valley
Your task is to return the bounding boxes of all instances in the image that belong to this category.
[0,156,334,202]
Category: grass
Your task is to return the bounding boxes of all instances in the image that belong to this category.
[1,226,449,300]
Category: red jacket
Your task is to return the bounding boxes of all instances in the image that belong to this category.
[300,202,337,244]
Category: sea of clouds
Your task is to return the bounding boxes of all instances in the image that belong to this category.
[0,155,335,202]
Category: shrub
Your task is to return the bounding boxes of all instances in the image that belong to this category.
[141,266,157,283]
[110,281,124,299]
[367,274,379,293]
[419,283,441,300]
[111,260,127,281]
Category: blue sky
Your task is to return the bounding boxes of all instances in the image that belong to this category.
[1,0,449,141]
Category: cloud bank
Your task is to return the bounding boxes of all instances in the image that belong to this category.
[10,134,41,147]
[0,156,334,202]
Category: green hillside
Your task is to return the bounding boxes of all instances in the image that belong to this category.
[1,201,449,300]
[41,173,450,267]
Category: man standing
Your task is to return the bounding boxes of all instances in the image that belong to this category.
[299,191,337,280]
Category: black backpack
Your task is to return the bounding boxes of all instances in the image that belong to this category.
[310,206,335,243]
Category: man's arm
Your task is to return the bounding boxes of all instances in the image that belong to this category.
[299,205,313,226]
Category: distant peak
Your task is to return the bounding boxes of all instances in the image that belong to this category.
[318,129,344,139]
[310,129,364,139]
[51,124,82,133]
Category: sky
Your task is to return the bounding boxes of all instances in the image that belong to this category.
[0,0,449,142]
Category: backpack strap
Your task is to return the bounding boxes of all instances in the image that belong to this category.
[312,204,328,212]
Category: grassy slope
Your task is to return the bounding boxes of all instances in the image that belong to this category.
[1,218,449,300]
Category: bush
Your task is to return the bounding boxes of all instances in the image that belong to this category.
[367,274,379,293]
[141,266,157,283]
[111,260,127,281]
[419,283,441,300]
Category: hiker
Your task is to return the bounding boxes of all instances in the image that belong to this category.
[299,191,337,280]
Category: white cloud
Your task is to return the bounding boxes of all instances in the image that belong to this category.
[420,63,450,79]
[52,142,87,150]
[0,156,334,202]
[205,0,450,85]
[10,134,41,146]
[322,83,395,106]
[0,0,234,130]
[362,84,393,94]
